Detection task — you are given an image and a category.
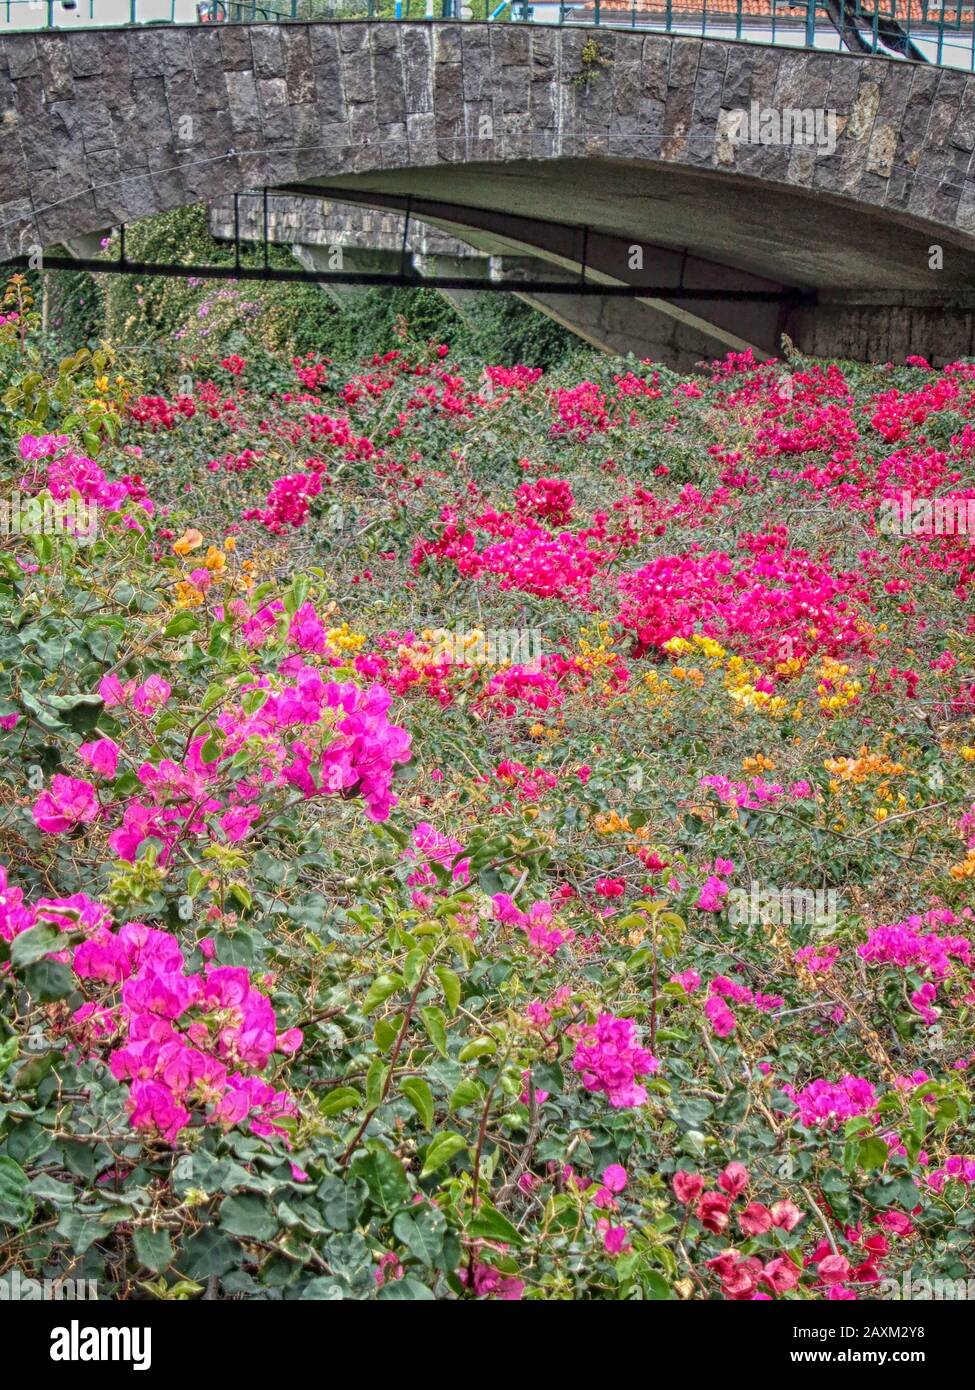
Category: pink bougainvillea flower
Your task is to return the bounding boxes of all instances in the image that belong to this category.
[673,1170,704,1205]
[770,1198,805,1231]
[572,1012,658,1108]
[601,1164,628,1193]
[77,737,120,779]
[597,1219,629,1254]
[459,1263,524,1300]
[718,1162,750,1197]
[696,1191,732,1234]
[817,1254,852,1285]
[32,775,99,834]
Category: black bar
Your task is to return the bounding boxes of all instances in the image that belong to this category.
[400,194,412,279]
[0,253,815,301]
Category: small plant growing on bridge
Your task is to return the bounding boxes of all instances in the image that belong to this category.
[574,37,611,90]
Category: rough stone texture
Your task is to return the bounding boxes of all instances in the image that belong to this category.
[4,23,975,362]
[2,22,975,259]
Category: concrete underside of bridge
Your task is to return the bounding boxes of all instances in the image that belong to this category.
[283,157,975,365]
[6,23,975,364]
[210,191,741,366]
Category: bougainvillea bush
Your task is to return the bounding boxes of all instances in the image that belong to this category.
[1,274,973,1301]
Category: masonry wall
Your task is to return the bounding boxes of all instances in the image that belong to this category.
[2,23,975,259]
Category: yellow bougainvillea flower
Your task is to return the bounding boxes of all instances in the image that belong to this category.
[743,754,776,773]
[175,580,204,608]
[326,621,367,654]
[173,528,204,556]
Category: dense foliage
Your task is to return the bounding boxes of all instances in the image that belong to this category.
[47,206,575,371]
[1,271,974,1300]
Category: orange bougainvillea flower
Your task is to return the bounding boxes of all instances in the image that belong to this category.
[204,546,226,574]
[175,580,204,608]
[173,528,204,556]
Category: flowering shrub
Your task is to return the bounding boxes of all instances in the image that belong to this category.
[1,306,974,1302]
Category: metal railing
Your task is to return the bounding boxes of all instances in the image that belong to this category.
[1,0,973,71]
[0,0,299,24]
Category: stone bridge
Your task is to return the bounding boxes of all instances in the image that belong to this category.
[4,20,975,363]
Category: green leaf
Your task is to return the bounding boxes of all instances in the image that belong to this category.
[45,693,103,734]
[435,966,461,1015]
[352,1146,410,1214]
[857,1137,890,1172]
[11,923,63,968]
[132,1228,175,1273]
[478,868,505,897]
[643,1270,673,1299]
[56,1209,104,1255]
[319,1086,362,1119]
[402,948,427,990]
[241,687,269,716]
[317,1176,367,1232]
[401,1077,434,1131]
[296,1278,346,1299]
[374,1013,403,1051]
[365,1057,388,1109]
[0,1157,33,1227]
[283,576,309,617]
[0,1037,18,1074]
[22,960,74,1001]
[392,1206,447,1268]
[449,1078,483,1112]
[28,1174,76,1205]
[199,735,223,766]
[377,1275,435,1300]
[420,1006,448,1058]
[458,1036,496,1063]
[22,961,74,1006]
[434,894,473,918]
[13,1050,58,1090]
[164,613,200,638]
[467,1201,523,1246]
[228,882,252,912]
[362,974,403,1015]
[219,1194,279,1241]
[420,1132,467,1178]
[181,1228,240,1279]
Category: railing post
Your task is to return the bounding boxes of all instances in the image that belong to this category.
[805,0,816,46]
[130,0,137,22]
